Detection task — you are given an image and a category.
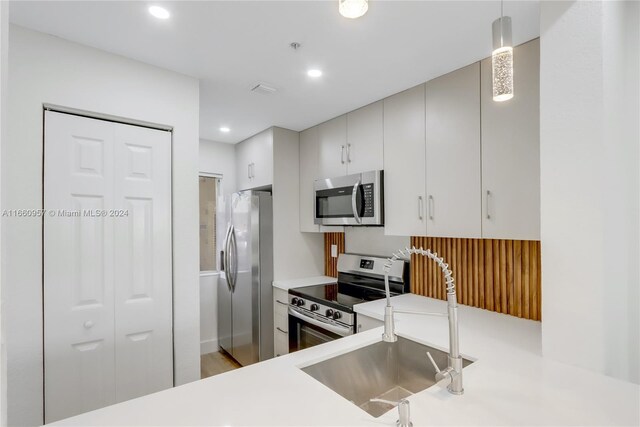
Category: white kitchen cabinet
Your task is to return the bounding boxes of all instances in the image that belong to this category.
[357,313,383,333]
[318,115,348,179]
[315,103,383,180]
[273,287,289,357]
[383,84,427,236]
[346,101,384,174]
[252,129,274,188]
[481,38,540,240]
[235,137,251,191]
[426,62,482,238]
[236,128,274,191]
[299,126,344,233]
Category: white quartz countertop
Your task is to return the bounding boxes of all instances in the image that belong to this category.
[54,294,639,426]
[273,275,336,290]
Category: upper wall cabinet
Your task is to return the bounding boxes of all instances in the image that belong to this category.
[298,38,540,240]
[426,62,482,238]
[236,129,274,191]
[383,84,427,236]
[236,128,274,191]
[235,137,252,191]
[299,126,345,233]
[481,38,540,240]
[318,115,348,178]
[316,102,384,180]
[346,101,384,174]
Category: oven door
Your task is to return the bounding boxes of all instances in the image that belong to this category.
[288,307,353,353]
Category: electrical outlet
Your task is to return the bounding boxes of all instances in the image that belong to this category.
[331,244,338,258]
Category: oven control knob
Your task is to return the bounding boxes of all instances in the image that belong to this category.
[310,304,319,312]
[296,298,305,307]
[333,311,342,320]
[325,309,334,317]
[291,297,299,306]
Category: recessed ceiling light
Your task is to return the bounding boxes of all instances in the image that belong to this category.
[339,0,369,19]
[220,127,231,133]
[307,69,323,78]
[148,5,170,20]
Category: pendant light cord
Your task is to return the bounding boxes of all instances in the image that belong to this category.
[500,0,504,47]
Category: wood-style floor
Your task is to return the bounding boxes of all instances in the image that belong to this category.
[201,350,242,379]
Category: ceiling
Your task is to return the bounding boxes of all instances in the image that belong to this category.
[9,1,540,144]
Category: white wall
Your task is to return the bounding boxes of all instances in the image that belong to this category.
[198,139,236,355]
[199,138,236,199]
[199,273,219,355]
[540,1,639,384]
[0,2,7,426]
[3,25,201,425]
[344,228,409,258]
[602,0,640,384]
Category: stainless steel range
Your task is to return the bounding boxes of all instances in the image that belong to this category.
[288,253,410,352]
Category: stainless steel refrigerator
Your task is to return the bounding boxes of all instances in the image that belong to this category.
[218,190,274,366]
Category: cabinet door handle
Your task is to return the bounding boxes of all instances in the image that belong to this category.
[248,163,251,179]
[251,163,255,179]
[486,190,492,219]
[275,300,287,306]
[418,196,424,220]
[341,145,345,164]
[428,195,434,220]
[347,144,352,163]
[276,327,288,335]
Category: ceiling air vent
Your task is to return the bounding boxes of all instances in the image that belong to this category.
[250,83,277,95]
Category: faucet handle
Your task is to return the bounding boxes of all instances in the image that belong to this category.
[426,351,442,374]
[427,351,450,383]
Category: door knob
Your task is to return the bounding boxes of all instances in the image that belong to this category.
[83,320,94,329]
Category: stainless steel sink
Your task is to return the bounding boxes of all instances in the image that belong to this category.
[301,336,473,417]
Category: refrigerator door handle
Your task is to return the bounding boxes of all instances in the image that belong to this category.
[223,224,233,292]
[228,225,238,292]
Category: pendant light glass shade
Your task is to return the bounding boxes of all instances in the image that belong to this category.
[339,0,368,19]
[492,16,514,102]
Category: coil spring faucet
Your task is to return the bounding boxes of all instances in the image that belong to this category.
[382,247,464,395]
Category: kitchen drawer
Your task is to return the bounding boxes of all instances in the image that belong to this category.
[274,298,288,317]
[274,311,288,333]
[273,288,288,316]
[274,328,289,357]
[273,287,289,357]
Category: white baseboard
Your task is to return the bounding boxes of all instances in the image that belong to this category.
[200,339,219,355]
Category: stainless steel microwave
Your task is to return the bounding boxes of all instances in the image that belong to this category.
[314,170,384,226]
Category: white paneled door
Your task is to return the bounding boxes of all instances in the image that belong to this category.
[44,111,173,423]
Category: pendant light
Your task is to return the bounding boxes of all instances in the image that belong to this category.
[339,0,368,19]
[491,0,514,102]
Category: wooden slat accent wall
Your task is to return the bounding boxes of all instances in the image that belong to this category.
[324,232,345,277]
[322,233,541,320]
[410,237,541,321]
